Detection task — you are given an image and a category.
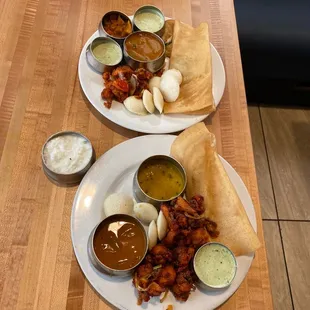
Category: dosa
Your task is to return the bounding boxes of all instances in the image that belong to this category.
[164,21,215,115]
[171,123,261,256]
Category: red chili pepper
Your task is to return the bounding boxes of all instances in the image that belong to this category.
[113,79,129,92]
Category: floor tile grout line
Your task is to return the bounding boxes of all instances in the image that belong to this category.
[263,218,310,222]
[258,104,295,310]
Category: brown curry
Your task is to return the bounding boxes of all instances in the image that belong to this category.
[93,215,146,270]
[125,32,164,61]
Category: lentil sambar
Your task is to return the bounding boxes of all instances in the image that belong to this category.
[137,157,185,200]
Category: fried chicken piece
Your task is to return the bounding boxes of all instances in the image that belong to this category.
[173,246,195,271]
[101,87,114,109]
[144,254,154,265]
[150,244,172,265]
[136,263,153,279]
[174,230,191,247]
[134,79,149,98]
[137,291,150,305]
[147,282,166,297]
[102,71,110,82]
[174,196,198,216]
[156,265,176,287]
[188,218,206,229]
[111,86,128,103]
[175,212,188,228]
[162,230,179,247]
[188,228,210,248]
[135,68,153,80]
[171,269,194,302]
[161,204,179,231]
[189,195,205,215]
[112,65,133,80]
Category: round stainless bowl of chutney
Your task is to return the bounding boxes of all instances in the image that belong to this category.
[133,5,165,37]
[86,37,123,73]
[194,242,237,290]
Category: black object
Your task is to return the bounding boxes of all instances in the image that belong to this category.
[234,0,310,104]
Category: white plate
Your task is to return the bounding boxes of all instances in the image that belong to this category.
[71,135,256,310]
[78,21,225,134]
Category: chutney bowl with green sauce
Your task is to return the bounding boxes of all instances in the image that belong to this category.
[86,37,123,73]
[194,242,238,291]
[133,5,165,37]
[133,155,187,208]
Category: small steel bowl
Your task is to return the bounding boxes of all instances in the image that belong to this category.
[41,131,95,186]
[98,11,133,45]
[193,242,238,290]
[123,31,166,73]
[86,37,123,73]
[133,155,187,208]
[87,214,148,277]
[133,5,165,37]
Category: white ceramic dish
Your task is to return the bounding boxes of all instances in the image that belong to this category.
[71,135,256,310]
[78,18,226,134]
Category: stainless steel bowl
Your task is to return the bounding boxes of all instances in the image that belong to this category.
[88,214,148,277]
[41,131,95,186]
[123,31,166,73]
[86,37,123,73]
[98,11,133,45]
[193,242,238,290]
[133,5,165,37]
[133,155,187,208]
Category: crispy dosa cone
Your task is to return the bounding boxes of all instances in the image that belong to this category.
[164,21,215,114]
[171,123,261,256]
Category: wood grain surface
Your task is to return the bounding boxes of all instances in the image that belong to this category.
[0,0,273,309]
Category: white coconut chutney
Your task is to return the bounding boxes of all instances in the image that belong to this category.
[194,243,236,288]
[43,134,92,174]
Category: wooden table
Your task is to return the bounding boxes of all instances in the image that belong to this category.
[0,0,273,309]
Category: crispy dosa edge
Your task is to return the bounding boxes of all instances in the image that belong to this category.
[170,123,261,256]
[163,75,215,114]
[164,21,214,114]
